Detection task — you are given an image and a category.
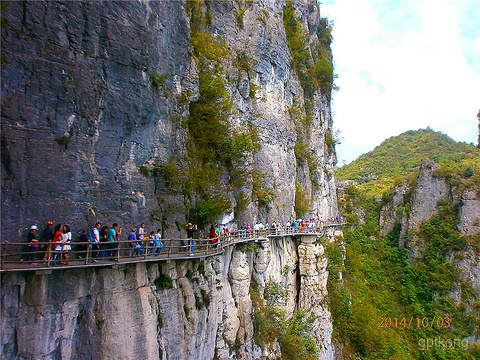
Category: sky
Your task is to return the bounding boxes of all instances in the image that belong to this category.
[320,0,480,165]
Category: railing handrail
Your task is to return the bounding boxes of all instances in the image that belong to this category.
[0,221,346,272]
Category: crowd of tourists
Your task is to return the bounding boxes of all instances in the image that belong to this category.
[242,217,344,234]
[284,217,344,230]
[21,222,73,266]
[19,221,219,265]
[17,216,345,265]
[19,221,165,265]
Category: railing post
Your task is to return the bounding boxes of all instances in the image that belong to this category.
[1,242,7,269]
[116,240,120,262]
[47,242,52,267]
[85,241,90,265]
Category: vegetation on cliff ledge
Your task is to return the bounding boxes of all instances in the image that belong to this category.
[283,0,334,101]
[152,0,265,228]
[250,279,318,359]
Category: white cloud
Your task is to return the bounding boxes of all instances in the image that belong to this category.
[322,0,480,164]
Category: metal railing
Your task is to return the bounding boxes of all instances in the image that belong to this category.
[1,222,345,272]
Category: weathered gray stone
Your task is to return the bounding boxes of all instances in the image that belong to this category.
[1,0,191,240]
[1,234,336,360]
[1,0,338,241]
[459,190,480,236]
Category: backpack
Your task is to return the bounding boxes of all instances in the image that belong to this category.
[87,231,94,242]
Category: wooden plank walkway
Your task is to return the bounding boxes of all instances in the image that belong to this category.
[1,223,345,273]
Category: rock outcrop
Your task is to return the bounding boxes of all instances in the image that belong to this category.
[1,234,336,360]
[380,160,479,256]
[379,159,480,295]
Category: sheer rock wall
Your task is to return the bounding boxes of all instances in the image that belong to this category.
[1,0,338,241]
[1,235,335,360]
[379,160,480,294]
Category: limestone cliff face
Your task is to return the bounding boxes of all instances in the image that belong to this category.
[379,160,480,294]
[1,0,337,241]
[1,1,339,358]
[1,233,337,360]
[1,0,189,239]
[380,160,451,253]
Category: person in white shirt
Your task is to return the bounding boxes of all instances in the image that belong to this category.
[254,223,260,235]
[138,223,146,241]
[91,222,101,261]
[61,224,72,265]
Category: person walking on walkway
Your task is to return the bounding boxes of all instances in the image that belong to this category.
[61,224,72,265]
[241,222,247,239]
[138,223,146,242]
[41,221,54,261]
[51,233,63,266]
[129,229,143,256]
[99,225,109,259]
[186,223,197,256]
[107,223,119,260]
[208,224,218,249]
[91,222,101,261]
[22,225,39,264]
[154,229,163,255]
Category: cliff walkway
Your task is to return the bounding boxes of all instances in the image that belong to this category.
[1,222,345,273]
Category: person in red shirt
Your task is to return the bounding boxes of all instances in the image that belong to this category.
[51,224,64,265]
[208,225,218,248]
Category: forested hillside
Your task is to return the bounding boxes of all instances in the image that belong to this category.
[336,128,480,196]
[332,130,480,359]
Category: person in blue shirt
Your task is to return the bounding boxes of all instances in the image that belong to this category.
[107,223,120,260]
[129,229,143,256]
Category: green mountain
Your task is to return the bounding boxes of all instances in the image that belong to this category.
[330,129,480,359]
[336,128,480,195]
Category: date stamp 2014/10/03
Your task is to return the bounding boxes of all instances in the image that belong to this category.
[378,316,451,329]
